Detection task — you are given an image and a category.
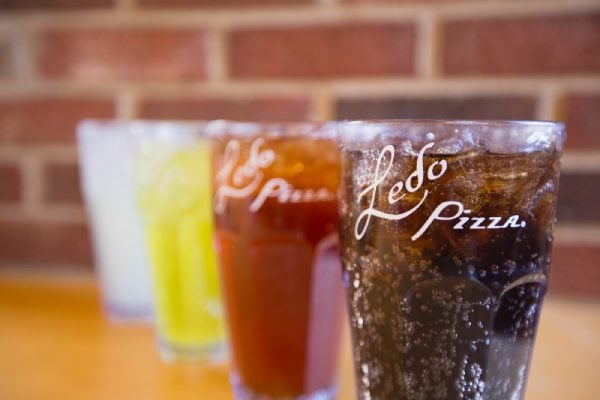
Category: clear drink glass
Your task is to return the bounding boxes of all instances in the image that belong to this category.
[132,121,226,362]
[77,120,153,321]
[337,120,565,400]
[207,121,345,399]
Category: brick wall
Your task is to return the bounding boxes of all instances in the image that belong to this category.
[0,0,599,297]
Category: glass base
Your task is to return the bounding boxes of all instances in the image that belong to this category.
[231,374,337,400]
[157,338,227,364]
[104,301,153,323]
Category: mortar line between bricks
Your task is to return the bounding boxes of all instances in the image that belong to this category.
[0,207,598,241]
[312,86,334,121]
[12,27,36,82]
[537,85,561,122]
[0,205,87,224]
[317,0,341,7]
[116,90,137,119]
[0,0,597,30]
[1,77,600,99]
[20,154,44,216]
[328,78,600,98]
[414,12,437,79]
[0,150,22,162]
[561,152,600,173]
[0,80,120,98]
[3,148,599,171]
[0,266,95,282]
[0,146,78,160]
[15,151,80,220]
[0,205,27,220]
[436,0,600,20]
[206,27,228,83]
[116,0,136,11]
[555,225,600,245]
[5,30,19,80]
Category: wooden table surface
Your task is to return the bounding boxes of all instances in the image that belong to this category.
[0,272,598,400]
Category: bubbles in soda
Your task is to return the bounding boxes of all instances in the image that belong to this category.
[340,143,561,400]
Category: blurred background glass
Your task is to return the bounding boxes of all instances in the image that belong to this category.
[133,121,226,362]
[78,120,153,321]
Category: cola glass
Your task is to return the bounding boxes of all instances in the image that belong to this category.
[207,121,345,399]
[337,120,564,400]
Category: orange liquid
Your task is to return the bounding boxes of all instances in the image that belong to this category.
[213,138,344,397]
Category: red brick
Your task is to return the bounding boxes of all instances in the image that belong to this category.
[336,96,536,120]
[0,221,92,267]
[38,29,206,81]
[0,0,114,9]
[0,162,22,203]
[0,98,114,145]
[43,163,82,205]
[229,23,415,79]
[138,97,311,121]
[549,244,600,298]
[557,174,600,223]
[560,94,600,149]
[139,0,308,7]
[442,14,600,75]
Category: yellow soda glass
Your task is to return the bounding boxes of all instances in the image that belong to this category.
[134,122,225,362]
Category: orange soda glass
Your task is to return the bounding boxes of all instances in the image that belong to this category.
[207,121,345,400]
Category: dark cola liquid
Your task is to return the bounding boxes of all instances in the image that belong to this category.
[339,146,561,400]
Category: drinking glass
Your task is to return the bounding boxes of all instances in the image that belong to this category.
[133,121,226,362]
[337,120,564,400]
[208,121,345,399]
[77,120,153,321]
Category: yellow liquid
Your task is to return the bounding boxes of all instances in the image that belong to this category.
[137,141,224,354]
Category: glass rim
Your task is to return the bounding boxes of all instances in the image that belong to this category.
[203,119,337,140]
[78,118,205,132]
[76,119,207,147]
[336,119,566,150]
[336,118,565,129]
